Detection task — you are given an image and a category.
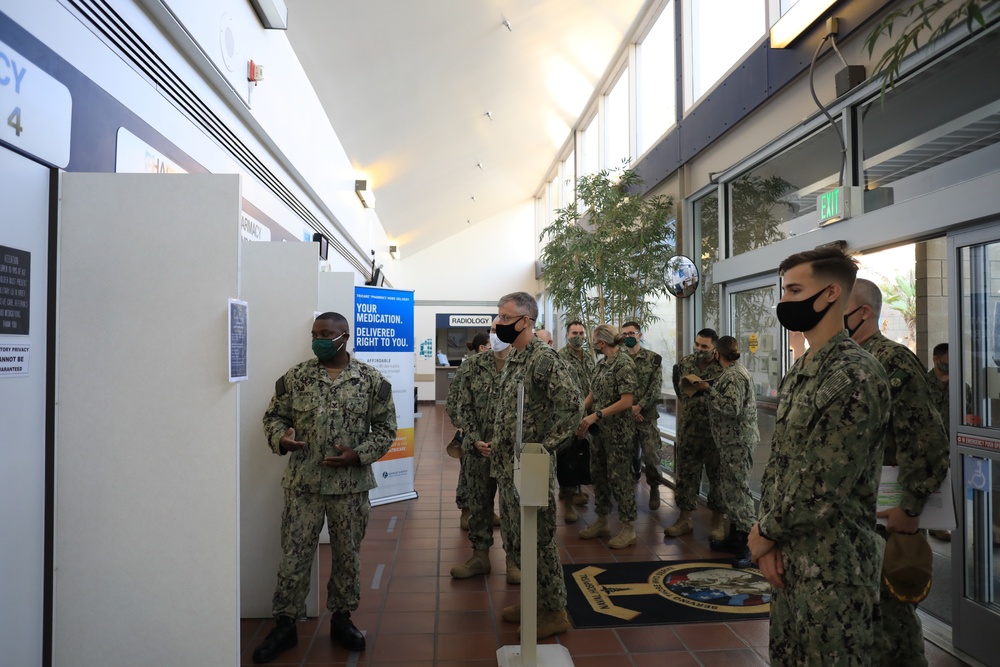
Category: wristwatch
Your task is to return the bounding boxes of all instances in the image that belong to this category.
[902,508,920,518]
[595,409,603,420]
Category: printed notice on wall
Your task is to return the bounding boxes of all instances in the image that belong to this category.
[0,342,29,377]
[0,245,30,335]
[229,298,248,382]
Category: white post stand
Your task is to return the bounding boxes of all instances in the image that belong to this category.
[497,442,574,667]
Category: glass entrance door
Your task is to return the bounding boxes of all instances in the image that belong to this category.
[950,225,1000,665]
[724,276,781,495]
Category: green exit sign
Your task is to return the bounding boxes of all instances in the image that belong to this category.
[817,187,861,226]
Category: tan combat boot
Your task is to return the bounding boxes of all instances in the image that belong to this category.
[709,512,728,542]
[459,508,470,531]
[648,485,661,511]
[664,510,692,537]
[609,521,637,549]
[450,549,491,578]
[534,608,570,639]
[579,515,610,539]
[505,556,521,584]
[501,605,520,623]
[572,490,589,506]
[562,497,579,523]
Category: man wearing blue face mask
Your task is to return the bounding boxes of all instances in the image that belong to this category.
[253,312,396,663]
[750,246,891,666]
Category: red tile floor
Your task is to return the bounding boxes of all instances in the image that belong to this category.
[241,403,969,666]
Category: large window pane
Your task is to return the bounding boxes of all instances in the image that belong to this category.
[694,191,720,333]
[730,123,841,256]
[605,68,630,169]
[581,114,600,177]
[637,3,676,155]
[561,150,575,209]
[686,0,766,108]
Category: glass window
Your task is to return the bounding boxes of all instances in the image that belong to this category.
[959,240,1000,431]
[861,31,1000,213]
[637,2,676,156]
[730,122,842,256]
[547,178,559,223]
[605,68,630,170]
[693,190,720,333]
[561,151,575,208]
[580,114,600,177]
[685,0,766,108]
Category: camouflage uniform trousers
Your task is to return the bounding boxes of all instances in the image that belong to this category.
[456,453,470,510]
[496,471,567,611]
[872,527,927,667]
[714,438,756,532]
[465,451,512,553]
[674,428,724,513]
[589,420,638,523]
[770,576,877,666]
[272,488,370,618]
[636,420,665,488]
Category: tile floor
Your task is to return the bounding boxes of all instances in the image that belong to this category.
[241,403,970,666]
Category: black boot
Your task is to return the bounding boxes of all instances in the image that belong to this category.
[330,611,366,652]
[710,525,744,554]
[252,615,297,664]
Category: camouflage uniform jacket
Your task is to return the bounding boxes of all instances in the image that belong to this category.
[263,355,397,495]
[672,353,723,431]
[444,360,466,428]
[706,362,758,449]
[926,369,971,435]
[558,345,595,397]
[454,350,505,454]
[491,338,584,480]
[591,349,637,423]
[758,330,890,586]
[630,347,663,421]
[861,332,949,514]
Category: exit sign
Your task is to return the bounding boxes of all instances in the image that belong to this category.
[817,187,862,226]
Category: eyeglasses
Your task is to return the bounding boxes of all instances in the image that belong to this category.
[496,313,526,324]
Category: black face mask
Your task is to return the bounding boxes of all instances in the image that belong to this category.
[843,306,864,337]
[495,317,523,344]
[776,285,834,333]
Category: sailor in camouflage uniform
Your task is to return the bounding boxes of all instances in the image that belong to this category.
[621,321,666,510]
[489,293,583,639]
[577,324,639,548]
[557,320,596,521]
[666,328,726,539]
[448,328,519,583]
[750,248,891,667]
[697,336,758,566]
[253,312,396,664]
[846,279,950,667]
[445,334,491,531]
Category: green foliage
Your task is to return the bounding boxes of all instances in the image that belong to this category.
[864,0,999,97]
[538,163,676,331]
[878,269,917,339]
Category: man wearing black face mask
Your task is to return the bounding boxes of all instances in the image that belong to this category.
[254,312,397,663]
[750,247,891,666]
[845,278,949,667]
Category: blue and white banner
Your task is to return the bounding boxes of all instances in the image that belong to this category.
[354,286,416,505]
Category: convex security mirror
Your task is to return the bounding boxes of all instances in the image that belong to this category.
[665,255,699,298]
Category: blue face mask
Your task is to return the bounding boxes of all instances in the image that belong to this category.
[312,333,347,361]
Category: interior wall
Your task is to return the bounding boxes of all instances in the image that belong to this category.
[394,200,537,301]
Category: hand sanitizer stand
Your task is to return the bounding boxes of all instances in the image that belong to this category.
[496,441,574,667]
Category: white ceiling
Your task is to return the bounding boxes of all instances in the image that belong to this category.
[284,0,648,258]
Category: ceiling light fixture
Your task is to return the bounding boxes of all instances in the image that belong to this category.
[485,111,493,121]
[355,179,376,208]
[470,195,476,202]
[248,0,288,30]
[502,18,512,32]
[476,162,484,170]
[770,0,838,49]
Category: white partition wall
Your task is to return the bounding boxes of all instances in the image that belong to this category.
[319,271,356,323]
[54,173,242,666]
[239,241,321,618]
